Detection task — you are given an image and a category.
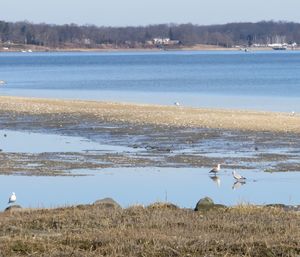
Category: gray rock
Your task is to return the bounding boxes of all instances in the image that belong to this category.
[266,204,300,212]
[93,198,121,209]
[147,202,179,210]
[194,197,226,211]
[5,205,22,212]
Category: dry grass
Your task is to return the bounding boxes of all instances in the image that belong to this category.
[0,204,300,256]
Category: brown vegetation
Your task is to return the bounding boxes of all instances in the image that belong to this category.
[0,204,300,256]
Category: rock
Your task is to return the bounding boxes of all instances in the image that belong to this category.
[266,204,300,212]
[194,197,226,211]
[147,202,179,210]
[4,205,22,212]
[93,198,121,209]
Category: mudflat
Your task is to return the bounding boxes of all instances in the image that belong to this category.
[0,96,299,133]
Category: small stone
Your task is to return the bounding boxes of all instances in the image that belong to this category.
[5,205,22,212]
[93,198,121,209]
[194,197,226,211]
[147,202,179,210]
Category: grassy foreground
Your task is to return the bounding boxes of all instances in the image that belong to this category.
[1,204,300,256]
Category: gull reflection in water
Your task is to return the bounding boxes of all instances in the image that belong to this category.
[232,180,246,190]
[209,175,221,187]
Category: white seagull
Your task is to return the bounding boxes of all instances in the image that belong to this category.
[8,192,16,204]
[232,170,246,181]
[209,164,221,174]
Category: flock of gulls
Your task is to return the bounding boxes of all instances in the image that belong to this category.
[209,164,247,189]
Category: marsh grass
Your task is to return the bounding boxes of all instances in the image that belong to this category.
[0,204,300,256]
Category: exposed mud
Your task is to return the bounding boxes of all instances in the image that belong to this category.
[0,109,300,176]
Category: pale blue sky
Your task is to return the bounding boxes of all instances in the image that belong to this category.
[1,0,299,26]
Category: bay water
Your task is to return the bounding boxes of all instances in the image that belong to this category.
[1,51,300,209]
[1,50,300,112]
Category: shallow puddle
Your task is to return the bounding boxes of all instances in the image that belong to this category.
[0,129,134,153]
[1,167,300,210]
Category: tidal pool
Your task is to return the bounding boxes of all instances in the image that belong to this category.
[1,167,300,211]
[0,129,133,153]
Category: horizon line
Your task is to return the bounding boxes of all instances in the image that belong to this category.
[1,19,299,28]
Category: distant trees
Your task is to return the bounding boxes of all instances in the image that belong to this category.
[0,20,299,48]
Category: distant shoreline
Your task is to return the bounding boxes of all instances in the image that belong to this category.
[0,96,299,133]
[1,43,298,53]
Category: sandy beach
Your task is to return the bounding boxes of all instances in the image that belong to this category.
[0,96,299,133]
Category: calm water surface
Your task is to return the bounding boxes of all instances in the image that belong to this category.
[1,51,300,112]
[1,52,300,209]
[1,168,300,210]
[0,129,299,210]
[0,129,133,153]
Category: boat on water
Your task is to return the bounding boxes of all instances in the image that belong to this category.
[269,43,288,50]
[273,46,287,50]
[240,47,250,52]
[0,80,6,85]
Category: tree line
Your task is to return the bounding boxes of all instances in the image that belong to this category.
[0,20,299,48]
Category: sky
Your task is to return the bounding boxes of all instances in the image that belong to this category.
[0,0,300,27]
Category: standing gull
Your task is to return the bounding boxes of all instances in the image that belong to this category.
[209,164,221,174]
[8,192,16,204]
[232,170,246,181]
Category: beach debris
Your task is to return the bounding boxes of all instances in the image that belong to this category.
[145,145,171,152]
[8,192,17,204]
[232,170,246,181]
[209,164,221,174]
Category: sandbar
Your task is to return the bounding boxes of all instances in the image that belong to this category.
[0,96,299,133]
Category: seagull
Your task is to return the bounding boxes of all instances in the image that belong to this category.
[174,102,180,106]
[209,164,221,174]
[8,192,16,204]
[232,170,246,181]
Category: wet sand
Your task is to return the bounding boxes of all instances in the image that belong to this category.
[0,96,299,133]
[0,96,300,176]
